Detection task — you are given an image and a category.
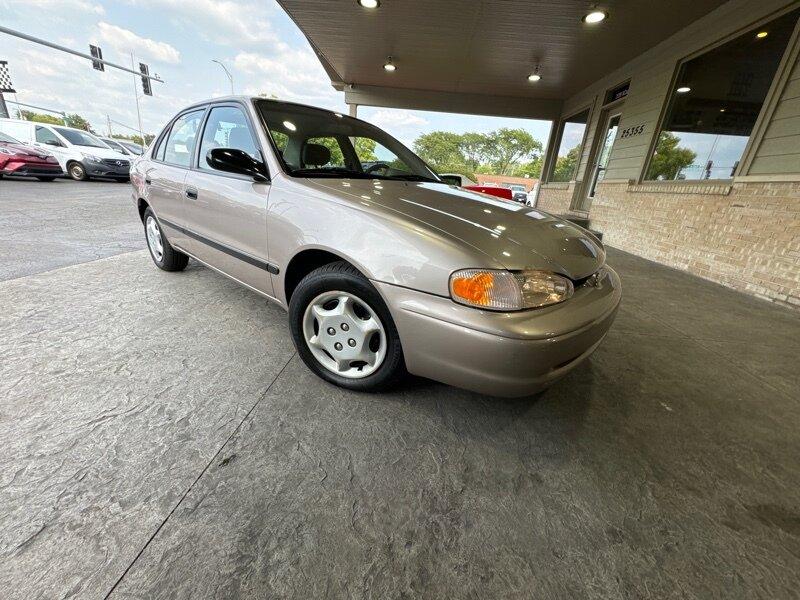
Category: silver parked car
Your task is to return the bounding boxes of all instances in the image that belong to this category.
[131,97,620,397]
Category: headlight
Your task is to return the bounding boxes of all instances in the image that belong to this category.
[82,153,102,162]
[449,269,574,311]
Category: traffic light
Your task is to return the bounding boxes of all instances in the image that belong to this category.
[139,63,152,96]
[89,45,104,71]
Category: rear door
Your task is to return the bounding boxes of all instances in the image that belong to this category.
[143,108,206,252]
[182,103,273,296]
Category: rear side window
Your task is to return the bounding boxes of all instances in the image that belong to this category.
[159,109,204,167]
[35,126,61,145]
[198,106,260,172]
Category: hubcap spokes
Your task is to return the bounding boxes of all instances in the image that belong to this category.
[146,216,164,261]
[302,291,386,379]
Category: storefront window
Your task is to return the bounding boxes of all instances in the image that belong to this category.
[549,109,589,182]
[646,9,799,181]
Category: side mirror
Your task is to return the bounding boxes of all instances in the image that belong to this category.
[45,140,64,147]
[206,148,269,182]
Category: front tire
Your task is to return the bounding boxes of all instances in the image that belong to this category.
[68,162,89,181]
[143,207,188,272]
[289,261,406,392]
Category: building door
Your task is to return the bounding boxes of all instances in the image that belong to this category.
[576,111,621,212]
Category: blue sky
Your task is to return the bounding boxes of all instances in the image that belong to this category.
[0,0,550,147]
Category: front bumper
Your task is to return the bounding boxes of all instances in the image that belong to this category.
[374,266,621,397]
[85,159,130,178]
[2,161,63,177]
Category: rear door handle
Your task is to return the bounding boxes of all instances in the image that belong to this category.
[185,188,198,200]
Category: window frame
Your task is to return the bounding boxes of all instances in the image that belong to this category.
[543,104,593,185]
[151,106,209,169]
[193,101,270,181]
[639,7,800,184]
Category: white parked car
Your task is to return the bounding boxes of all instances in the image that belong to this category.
[101,137,144,157]
[0,118,131,181]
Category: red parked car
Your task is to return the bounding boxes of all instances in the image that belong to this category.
[0,131,63,181]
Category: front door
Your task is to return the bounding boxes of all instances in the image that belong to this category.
[182,104,273,297]
[578,112,621,212]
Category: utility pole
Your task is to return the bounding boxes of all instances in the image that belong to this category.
[131,52,145,144]
[107,114,112,137]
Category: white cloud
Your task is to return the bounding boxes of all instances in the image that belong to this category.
[368,110,428,129]
[0,0,105,15]
[234,50,342,109]
[132,0,283,46]
[96,22,180,65]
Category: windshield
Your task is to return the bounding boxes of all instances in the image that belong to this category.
[103,139,126,152]
[120,141,143,155]
[53,127,106,148]
[255,99,438,182]
[0,131,20,144]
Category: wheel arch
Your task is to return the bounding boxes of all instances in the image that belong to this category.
[137,198,149,222]
[283,247,370,303]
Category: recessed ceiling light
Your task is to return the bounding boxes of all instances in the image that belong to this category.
[583,10,607,24]
[719,108,726,112]
[756,31,768,39]
[357,0,379,8]
[282,120,297,131]
[383,57,396,71]
[528,73,541,82]
[676,86,691,94]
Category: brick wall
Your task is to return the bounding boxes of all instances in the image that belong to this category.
[536,185,574,214]
[588,181,800,307]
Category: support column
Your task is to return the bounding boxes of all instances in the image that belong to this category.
[348,103,358,118]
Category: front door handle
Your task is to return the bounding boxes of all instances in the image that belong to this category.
[185,188,198,200]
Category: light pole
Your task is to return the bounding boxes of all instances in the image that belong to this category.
[212,59,234,95]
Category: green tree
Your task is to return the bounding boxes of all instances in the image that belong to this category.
[64,114,93,132]
[354,137,377,162]
[485,128,542,175]
[18,110,63,125]
[646,131,697,180]
[551,145,580,182]
[513,156,543,179]
[112,133,155,146]
[459,132,489,173]
[413,131,466,172]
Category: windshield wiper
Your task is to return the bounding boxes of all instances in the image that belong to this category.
[383,174,439,183]
[291,167,370,178]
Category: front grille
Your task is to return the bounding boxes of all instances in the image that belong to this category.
[101,158,130,167]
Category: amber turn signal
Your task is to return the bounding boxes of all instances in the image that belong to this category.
[451,271,495,306]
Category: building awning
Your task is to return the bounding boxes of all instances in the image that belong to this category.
[278,0,729,119]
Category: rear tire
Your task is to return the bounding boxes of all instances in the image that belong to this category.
[289,261,406,392]
[143,207,188,272]
[67,162,89,181]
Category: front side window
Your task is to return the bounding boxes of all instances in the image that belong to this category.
[161,109,204,167]
[256,100,438,181]
[646,8,799,181]
[549,109,589,182]
[35,126,62,146]
[198,106,260,172]
[52,127,106,148]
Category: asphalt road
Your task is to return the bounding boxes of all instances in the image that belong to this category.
[0,178,143,281]
[1,177,799,599]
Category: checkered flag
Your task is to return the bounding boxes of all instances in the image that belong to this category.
[0,61,15,93]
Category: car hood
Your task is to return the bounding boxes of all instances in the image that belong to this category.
[76,145,129,160]
[309,179,605,280]
[1,142,52,158]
